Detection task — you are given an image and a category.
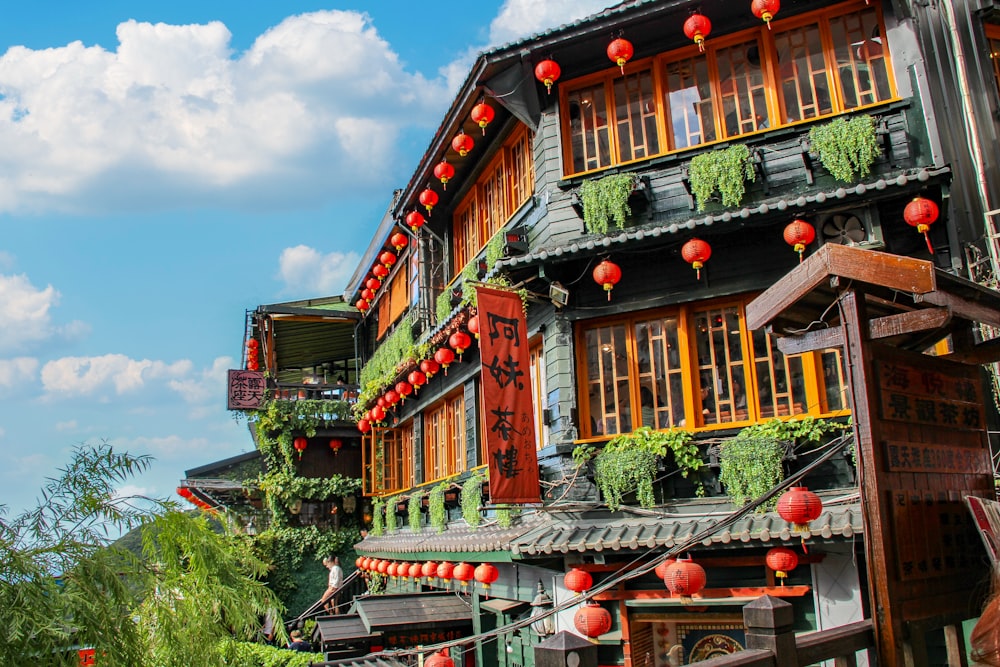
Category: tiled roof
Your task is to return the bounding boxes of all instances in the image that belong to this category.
[315,615,379,642]
[499,166,951,270]
[510,494,863,556]
[355,516,542,558]
[355,592,472,631]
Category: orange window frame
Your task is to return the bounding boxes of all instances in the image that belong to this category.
[425,391,466,482]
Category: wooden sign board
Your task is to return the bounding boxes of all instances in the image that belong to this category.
[227,369,266,410]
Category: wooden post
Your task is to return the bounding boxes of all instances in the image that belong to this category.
[743,595,797,667]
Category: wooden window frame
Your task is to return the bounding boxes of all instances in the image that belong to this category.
[559,0,897,177]
[574,294,849,440]
[425,391,466,482]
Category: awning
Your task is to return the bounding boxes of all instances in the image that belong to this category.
[355,592,473,632]
[315,614,381,644]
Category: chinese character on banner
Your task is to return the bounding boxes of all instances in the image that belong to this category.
[476,285,540,504]
[227,370,266,410]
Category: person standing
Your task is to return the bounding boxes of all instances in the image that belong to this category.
[323,556,343,614]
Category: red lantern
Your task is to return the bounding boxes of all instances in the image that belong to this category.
[751,0,780,28]
[534,58,561,93]
[683,13,712,52]
[564,567,593,595]
[425,650,455,667]
[361,288,375,302]
[408,370,427,392]
[435,347,455,373]
[395,381,413,402]
[366,277,381,292]
[783,219,815,263]
[664,557,706,601]
[355,556,364,569]
[654,558,677,582]
[384,389,400,407]
[293,436,308,458]
[434,159,455,189]
[681,238,711,280]
[355,298,370,312]
[358,418,371,434]
[607,37,634,74]
[419,187,439,215]
[387,562,399,578]
[406,210,426,232]
[420,358,440,379]
[475,562,499,592]
[370,405,386,423]
[437,561,454,582]
[176,486,193,500]
[574,603,612,638]
[467,314,480,339]
[372,264,389,282]
[592,258,622,301]
[904,196,939,254]
[765,547,799,584]
[422,561,438,582]
[452,130,474,157]
[471,100,495,135]
[449,331,472,358]
[408,562,422,580]
[453,562,475,587]
[247,338,258,350]
[777,486,823,535]
[390,232,409,251]
[329,438,342,454]
[377,395,387,409]
[379,250,397,270]
[377,560,390,574]
[360,557,371,570]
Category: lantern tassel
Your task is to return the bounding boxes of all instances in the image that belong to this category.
[920,226,934,254]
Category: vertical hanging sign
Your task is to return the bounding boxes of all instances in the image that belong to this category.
[476,284,540,504]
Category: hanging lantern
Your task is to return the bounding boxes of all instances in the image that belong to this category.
[408,370,427,392]
[654,558,677,582]
[422,561,438,583]
[293,436,308,459]
[664,557,707,602]
[437,561,454,583]
[474,562,499,593]
[420,358,440,379]
[377,395,387,409]
[471,100,495,135]
[425,650,455,667]
[607,37,634,74]
[453,562,475,588]
[777,486,823,535]
[592,258,622,301]
[329,438,343,454]
[406,210,426,233]
[564,567,593,595]
[355,298,370,312]
[379,250,397,270]
[357,418,371,434]
[452,130,475,157]
[683,13,712,52]
[434,159,455,189]
[390,232,409,251]
[384,389,400,407]
[360,557,371,571]
[361,288,376,302]
[467,314,480,339]
[751,0,780,28]
[395,380,413,402]
[419,187,439,215]
[377,560,390,575]
[372,264,389,282]
[366,277,381,292]
[903,196,939,254]
[355,556,365,569]
[534,58,561,93]
[574,603,612,639]
[681,238,712,280]
[370,405,386,423]
[449,331,472,358]
[387,562,399,578]
[408,562,423,580]
[783,219,815,263]
[765,547,799,584]
[435,347,455,373]
[247,338,258,350]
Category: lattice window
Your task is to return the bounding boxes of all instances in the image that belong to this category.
[614,67,660,161]
[566,82,612,173]
[773,22,833,122]
[716,38,771,138]
[664,55,716,149]
[829,7,892,109]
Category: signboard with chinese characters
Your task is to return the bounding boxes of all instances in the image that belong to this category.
[227,369,266,410]
[476,284,540,504]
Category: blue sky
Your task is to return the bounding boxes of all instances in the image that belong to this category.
[0,0,618,515]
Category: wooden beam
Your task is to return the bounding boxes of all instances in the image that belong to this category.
[916,290,1000,328]
[945,335,1000,364]
[776,327,845,355]
[868,307,951,340]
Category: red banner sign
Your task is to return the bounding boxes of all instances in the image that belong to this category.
[476,285,540,504]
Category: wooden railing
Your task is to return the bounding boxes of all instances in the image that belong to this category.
[695,596,875,667]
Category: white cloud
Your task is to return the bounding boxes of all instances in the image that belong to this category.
[0,11,448,215]
[0,357,39,392]
[277,245,361,296]
[55,420,78,432]
[124,434,215,461]
[167,356,233,418]
[40,354,191,397]
[488,0,620,46]
[0,274,59,351]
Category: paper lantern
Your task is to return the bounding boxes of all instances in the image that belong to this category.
[475,562,499,592]
[379,250,397,270]
[683,13,712,51]
[422,561,438,582]
[329,438,342,454]
[361,288,375,302]
[664,557,706,601]
[419,187,439,215]
[437,561,454,582]
[372,264,389,282]
[408,370,427,392]
[384,389,400,407]
[904,196,939,254]
[453,562,475,588]
[681,238,711,280]
[387,562,399,578]
[592,258,622,301]
[395,381,413,402]
[377,559,390,574]
[471,100,495,134]
[574,603,612,638]
[534,58,561,93]
[452,130,474,157]
[467,314,480,339]
[751,0,780,28]
[765,547,799,583]
[434,347,455,373]
[425,651,455,667]
[355,298,370,312]
[358,418,371,434]
[370,405,386,423]
[783,219,815,263]
[293,437,307,458]
[777,486,823,534]
[607,37,634,74]
[654,558,677,582]
[434,159,455,189]
[406,210,425,232]
[449,331,472,358]
[366,277,381,292]
[408,562,423,580]
[390,232,409,251]
[564,567,593,595]
[420,358,440,379]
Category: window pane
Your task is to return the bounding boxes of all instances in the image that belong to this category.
[717,39,770,137]
[830,8,891,109]
[529,343,548,449]
[773,23,832,122]
[635,316,685,428]
[664,56,716,149]
[694,306,748,425]
[585,324,630,436]
[567,84,612,173]
[508,129,534,210]
[821,348,849,411]
[615,68,659,161]
[751,329,807,419]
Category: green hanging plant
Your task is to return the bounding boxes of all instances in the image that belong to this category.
[688,144,755,211]
[579,172,639,235]
[461,471,486,528]
[371,498,385,537]
[495,504,518,529]
[808,115,881,183]
[385,495,398,532]
[408,493,423,533]
[593,427,703,510]
[429,483,448,533]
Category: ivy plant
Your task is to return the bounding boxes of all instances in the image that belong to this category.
[688,144,755,211]
[385,496,398,532]
[371,498,385,536]
[461,471,486,528]
[579,172,639,235]
[220,640,324,666]
[429,483,448,533]
[495,504,519,529]
[808,115,881,182]
[356,313,416,409]
[408,493,423,533]
[593,427,702,510]
[256,469,361,514]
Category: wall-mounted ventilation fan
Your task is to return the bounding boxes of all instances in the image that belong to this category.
[818,208,883,248]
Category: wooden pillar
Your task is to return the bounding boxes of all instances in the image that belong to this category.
[743,595,797,667]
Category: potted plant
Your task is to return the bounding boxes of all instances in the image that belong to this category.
[808,114,881,183]
[688,143,756,211]
[578,172,642,234]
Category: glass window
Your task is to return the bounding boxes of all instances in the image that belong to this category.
[380,425,414,494]
[773,23,833,123]
[567,83,612,173]
[716,38,771,137]
[820,349,849,411]
[751,329,807,418]
[664,55,716,149]
[634,316,685,429]
[615,68,660,161]
[529,341,548,450]
[426,393,465,480]
[693,305,749,425]
[829,8,892,109]
[584,323,632,436]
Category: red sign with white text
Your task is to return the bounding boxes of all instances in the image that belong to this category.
[476,285,540,504]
